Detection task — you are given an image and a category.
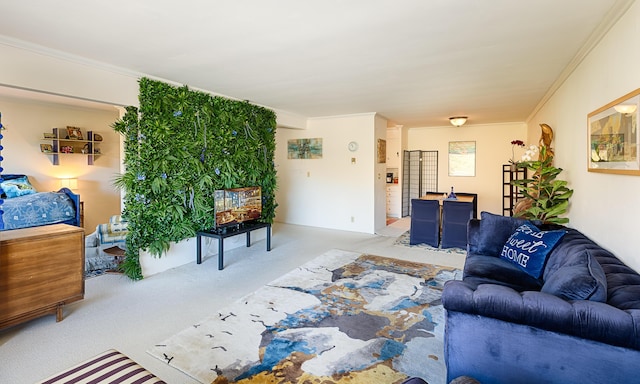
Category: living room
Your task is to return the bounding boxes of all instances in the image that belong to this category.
[2,1,640,383]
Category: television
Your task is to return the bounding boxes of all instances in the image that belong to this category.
[213,186,262,230]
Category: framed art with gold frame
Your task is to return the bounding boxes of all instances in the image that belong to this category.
[588,88,640,175]
[377,139,386,163]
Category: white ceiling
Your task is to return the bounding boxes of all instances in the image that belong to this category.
[0,0,633,127]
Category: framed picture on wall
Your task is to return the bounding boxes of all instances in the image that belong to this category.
[448,141,476,176]
[66,126,83,140]
[588,88,640,175]
[287,138,323,159]
[377,139,386,163]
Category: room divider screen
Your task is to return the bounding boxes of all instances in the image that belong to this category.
[401,150,438,217]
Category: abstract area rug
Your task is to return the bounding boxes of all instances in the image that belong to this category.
[148,249,462,384]
[394,231,466,255]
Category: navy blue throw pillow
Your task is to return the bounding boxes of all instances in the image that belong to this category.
[500,223,566,279]
[469,212,534,256]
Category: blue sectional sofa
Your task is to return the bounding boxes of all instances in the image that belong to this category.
[442,212,640,384]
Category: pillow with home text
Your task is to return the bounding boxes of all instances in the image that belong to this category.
[500,223,566,279]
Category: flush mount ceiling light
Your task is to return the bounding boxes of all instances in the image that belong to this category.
[614,104,637,114]
[449,116,468,127]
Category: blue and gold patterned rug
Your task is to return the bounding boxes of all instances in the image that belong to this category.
[148,249,462,384]
[394,231,467,255]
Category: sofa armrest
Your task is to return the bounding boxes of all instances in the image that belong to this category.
[442,280,640,350]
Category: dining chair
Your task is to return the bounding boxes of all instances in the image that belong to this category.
[409,198,440,247]
[441,200,474,249]
[453,192,478,219]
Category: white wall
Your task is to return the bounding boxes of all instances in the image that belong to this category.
[0,43,139,107]
[374,114,388,231]
[406,122,528,215]
[527,1,640,271]
[0,96,122,231]
[275,113,384,234]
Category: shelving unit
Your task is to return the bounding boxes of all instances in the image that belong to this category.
[502,164,527,216]
[41,127,101,165]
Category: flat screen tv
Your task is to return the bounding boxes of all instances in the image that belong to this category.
[213,186,262,229]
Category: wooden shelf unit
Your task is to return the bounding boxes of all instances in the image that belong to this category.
[502,164,528,216]
[41,127,101,165]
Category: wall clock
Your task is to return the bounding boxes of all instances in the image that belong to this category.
[348,141,359,152]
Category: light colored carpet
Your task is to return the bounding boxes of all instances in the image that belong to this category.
[394,231,466,255]
[148,249,462,384]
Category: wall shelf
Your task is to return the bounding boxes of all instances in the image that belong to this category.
[41,127,102,165]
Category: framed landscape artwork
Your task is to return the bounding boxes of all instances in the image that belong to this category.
[287,138,323,159]
[588,88,640,175]
[448,141,476,176]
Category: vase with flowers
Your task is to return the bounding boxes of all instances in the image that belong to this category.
[509,139,526,170]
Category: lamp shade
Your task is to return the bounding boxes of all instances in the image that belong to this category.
[614,104,637,114]
[449,116,467,127]
[60,178,78,189]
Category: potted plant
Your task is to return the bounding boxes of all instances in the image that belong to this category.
[512,145,573,225]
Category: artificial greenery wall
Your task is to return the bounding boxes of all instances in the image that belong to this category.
[113,78,277,279]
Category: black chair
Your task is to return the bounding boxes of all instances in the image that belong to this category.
[409,199,440,247]
[441,200,474,249]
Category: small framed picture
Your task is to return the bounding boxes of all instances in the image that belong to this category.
[40,144,53,153]
[67,126,83,140]
[43,132,56,139]
[61,145,73,154]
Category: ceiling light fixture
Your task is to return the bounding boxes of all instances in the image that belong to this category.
[449,116,467,127]
[614,104,637,114]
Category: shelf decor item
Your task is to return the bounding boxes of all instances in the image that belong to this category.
[66,126,83,140]
[40,144,53,153]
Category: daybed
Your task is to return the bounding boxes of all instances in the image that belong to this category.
[0,174,80,230]
[442,212,640,384]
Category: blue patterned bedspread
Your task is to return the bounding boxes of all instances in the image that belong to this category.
[1,191,77,230]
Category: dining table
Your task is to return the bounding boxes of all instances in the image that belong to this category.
[420,192,475,204]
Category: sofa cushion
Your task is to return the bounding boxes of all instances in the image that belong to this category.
[542,248,607,302]
[501,223,565,279]
[468,212,533,256]
[540,228,609,302]
[463,254,543,292]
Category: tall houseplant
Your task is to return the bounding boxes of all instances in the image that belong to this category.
[512,145,573,225]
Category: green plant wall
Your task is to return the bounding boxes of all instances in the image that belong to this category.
[113,78,277,279]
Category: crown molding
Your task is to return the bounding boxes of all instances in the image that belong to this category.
[526,0,636,123]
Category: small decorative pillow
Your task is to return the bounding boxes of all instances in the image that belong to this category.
[0,175,37,198]
[541,248,607,302]
[469,212,533,255]
[500,222,566,279]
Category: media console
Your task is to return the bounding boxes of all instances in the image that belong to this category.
[196,221,271,270]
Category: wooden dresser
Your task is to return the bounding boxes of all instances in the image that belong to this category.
[0,224,85,329]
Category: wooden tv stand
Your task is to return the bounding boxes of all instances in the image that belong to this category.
[0,224,85,329]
